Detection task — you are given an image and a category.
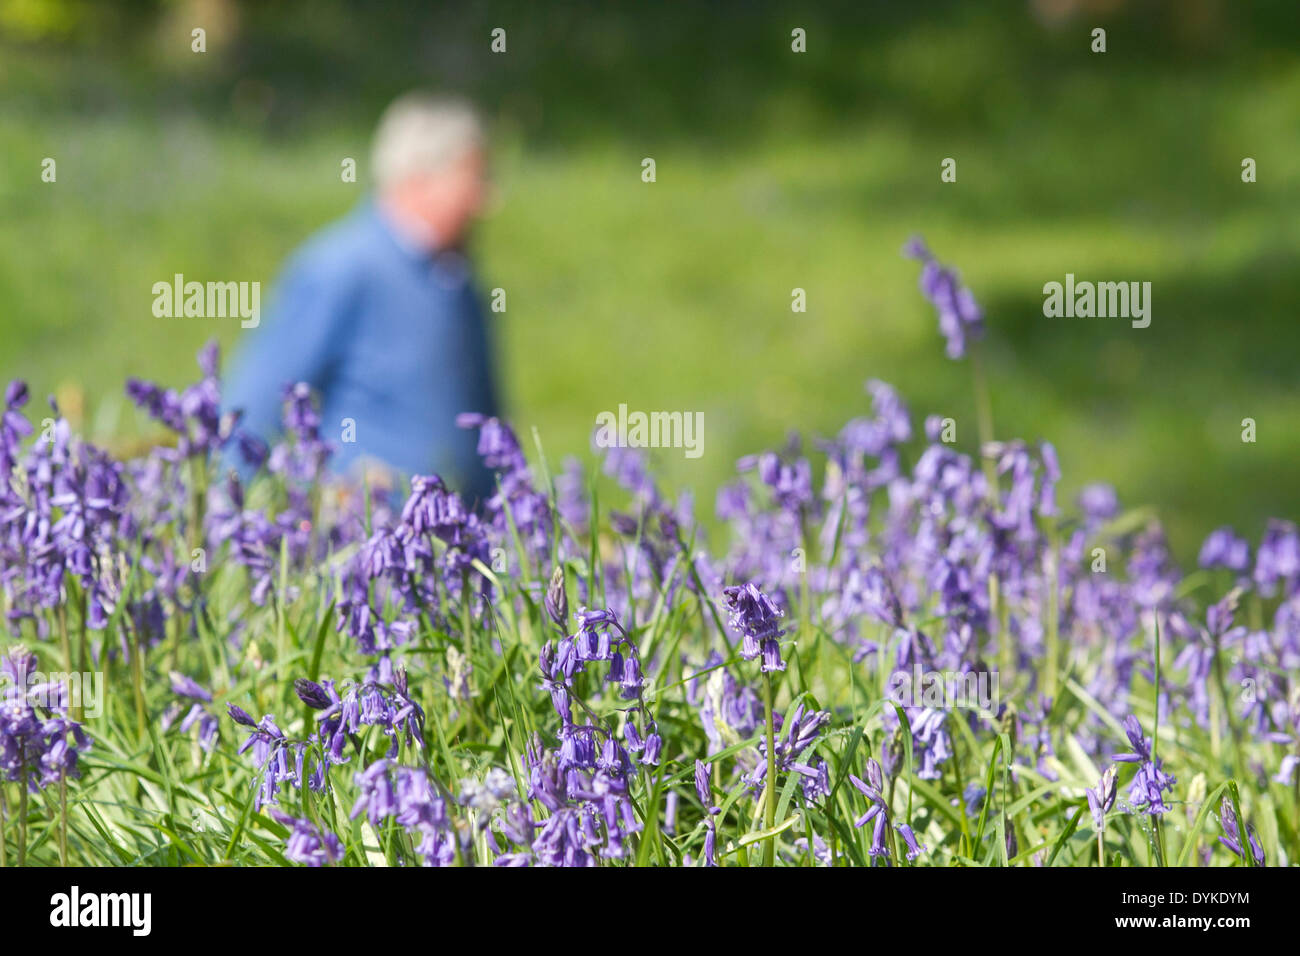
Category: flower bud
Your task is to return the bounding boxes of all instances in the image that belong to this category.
[545,566,568,629]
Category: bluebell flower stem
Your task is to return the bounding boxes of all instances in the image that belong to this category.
[461,569,474,695]
[17,773,28,867]
[76,589,90,712]
[58,772,67,866]
[970,342,997,489]
[1211,633,1246,783]
[949,735,972,843]
[130,621,147,741]
[57,605,78,722]
[761,671,777,866]
[972,346,1011,691]
[1045,526,1060,701]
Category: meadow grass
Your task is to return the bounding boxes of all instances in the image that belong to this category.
[1,2,1297,868]
[3,4,1300,561]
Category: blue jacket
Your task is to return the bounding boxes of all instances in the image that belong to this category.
[223,202,500,502]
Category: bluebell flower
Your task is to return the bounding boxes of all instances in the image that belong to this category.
[850,759,894,859]
[895,823,926,861]
[903,236,984,360]
[1111,715,1176,815]
[1086,766,1118,829]
[272,811,344,867]
[1199,527,1251,573]
[0,646,89,791]
[1217,797,1264,865]
[723,582,787,672]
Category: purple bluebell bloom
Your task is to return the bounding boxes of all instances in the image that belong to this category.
[1217,797,1264,865]
[1199,527,1251,573]
[903,236,985,360]
[850,758,894,859]
[294,678,333,711]
[1086,765,1118,829]
[0,646,89,791]
[272,811,344,867]
[1111,715,1176,815]
[723,582,788,672]
[895,823,926,861]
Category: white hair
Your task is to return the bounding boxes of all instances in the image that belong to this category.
[370,93,485,190]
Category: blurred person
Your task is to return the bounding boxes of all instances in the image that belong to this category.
[223,92,500,501]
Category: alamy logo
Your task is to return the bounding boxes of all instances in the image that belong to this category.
[49,886,151,936]
[885,664,999,716]
[152,273,261,328]
[1,669,104,718]
[1042,273,1151,328]
[594,404,704,459]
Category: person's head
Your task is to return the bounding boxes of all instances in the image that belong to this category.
[371,92,488,249]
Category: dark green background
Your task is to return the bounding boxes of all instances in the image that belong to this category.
[2,0,1297,558]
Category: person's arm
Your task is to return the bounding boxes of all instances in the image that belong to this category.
[222,255,355,453]
[457,285,503,504]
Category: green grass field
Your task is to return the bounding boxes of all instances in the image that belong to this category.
[2,1,1298,558]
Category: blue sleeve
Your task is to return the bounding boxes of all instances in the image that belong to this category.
[222,254,356,451]
[458,285,504,504]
